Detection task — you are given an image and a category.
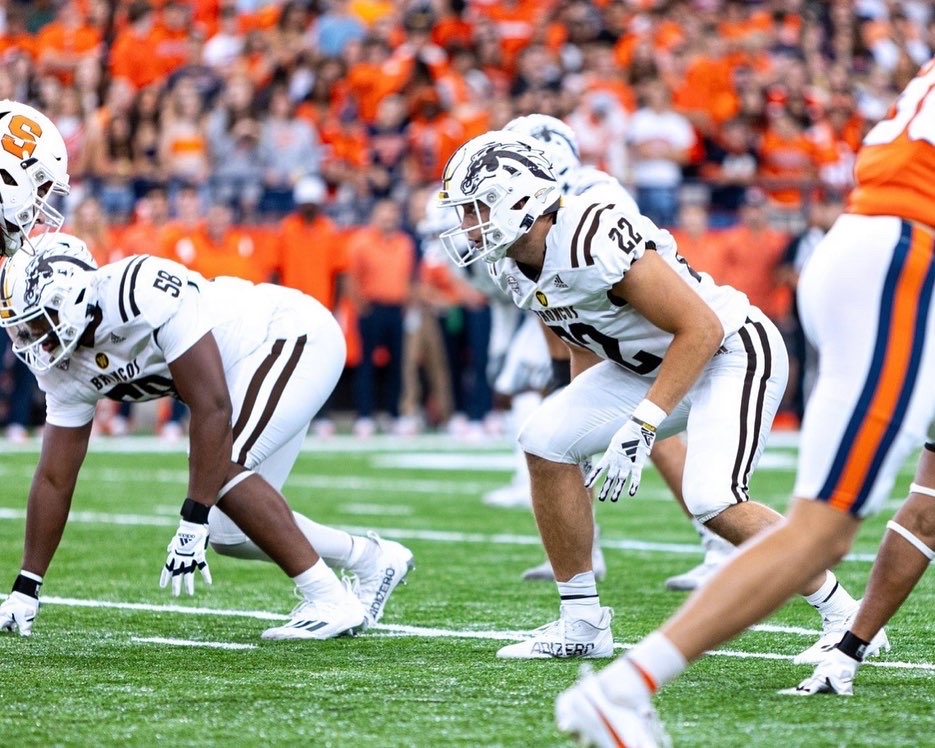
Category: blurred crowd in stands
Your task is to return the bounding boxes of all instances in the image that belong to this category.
[0,0,932,440]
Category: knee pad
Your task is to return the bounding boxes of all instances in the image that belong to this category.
[683,488,738,524]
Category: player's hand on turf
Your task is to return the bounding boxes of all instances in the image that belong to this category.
[160,520,212,596]
[0,574,42,636]
[585,399,666,501]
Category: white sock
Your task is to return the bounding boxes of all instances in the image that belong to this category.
[293,558,344,601]
[291,512,356,568]
[600,631,687,699]
[803,571,857,619]
[557,571,601,622]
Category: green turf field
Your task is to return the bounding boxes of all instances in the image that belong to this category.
[0,434,932,747]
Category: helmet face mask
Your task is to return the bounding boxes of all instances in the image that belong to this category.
[437,131,559,267]
[0,101,71,257]
[0,238,97,372]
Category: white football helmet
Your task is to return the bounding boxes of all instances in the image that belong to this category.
[0,234,97,372]
[505,114,581,192]
[0,100,70,257]
[437,130,560,266]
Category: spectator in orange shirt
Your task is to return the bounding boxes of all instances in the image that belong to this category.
[274,176,347,312]
[669,202,727,282]
[756,105,819,214]
[109,1,166,91]
[405,86,465,184]
[345,199,416,436]
[34,1,101,85]
[117,186,172,259]
[717,187,790,324]
[173,200,266,282]
[153,1,194,79]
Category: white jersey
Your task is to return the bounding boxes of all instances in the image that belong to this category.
[37,255,316,428]
[490,195,751,379]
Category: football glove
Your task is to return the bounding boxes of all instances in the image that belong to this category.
[0,573,42,637]
[160,520,212,596]
[585,399,666,501]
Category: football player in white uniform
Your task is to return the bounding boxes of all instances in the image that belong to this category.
[553,61,935,747]
[504,113,734,588]
[437,131,876,662]
[0,240,413,639]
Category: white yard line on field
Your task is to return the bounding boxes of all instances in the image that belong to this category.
[0,506,880,562]
[131,636,257,650]
[4,593,933,672]
[0,463,497,495]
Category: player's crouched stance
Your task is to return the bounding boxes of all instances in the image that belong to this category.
[0,238,413,640]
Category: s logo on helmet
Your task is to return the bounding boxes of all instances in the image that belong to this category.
[1,114,42,160]
[460,142,554,196]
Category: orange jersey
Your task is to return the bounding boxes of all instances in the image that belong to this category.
[847,59,935,229]
[275,213,347,310]
[345,227,414,305]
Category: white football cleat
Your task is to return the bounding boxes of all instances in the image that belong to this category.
[780,648,859,696]
[663,554,723,591]
[793,605,890,665]
[261,581,366,641]
[496,607,614,659]
[665,528,733,591]
[556,668,672,747]
[352,532,414,626]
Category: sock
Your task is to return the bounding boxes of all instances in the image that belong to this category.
[291,512,356,568]
[600,631,687,700]
[557,571,601,622]
[836,630,870,662]
[293,558,345,601]
[803,571,856,620]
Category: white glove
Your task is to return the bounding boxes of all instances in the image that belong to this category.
[585,399,666,501]
[160,520,212,596]
[0,573,42,636]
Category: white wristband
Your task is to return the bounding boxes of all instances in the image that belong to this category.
[632,399,667,429]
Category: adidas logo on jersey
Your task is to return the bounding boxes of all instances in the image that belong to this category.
[110,333,126,344]
[553,275,568,289]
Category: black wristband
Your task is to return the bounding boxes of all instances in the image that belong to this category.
[836,630,870,662]
[12,573,41,599]
[550,358,571,389]
[180,498,211,524]
[924,441,935,453]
